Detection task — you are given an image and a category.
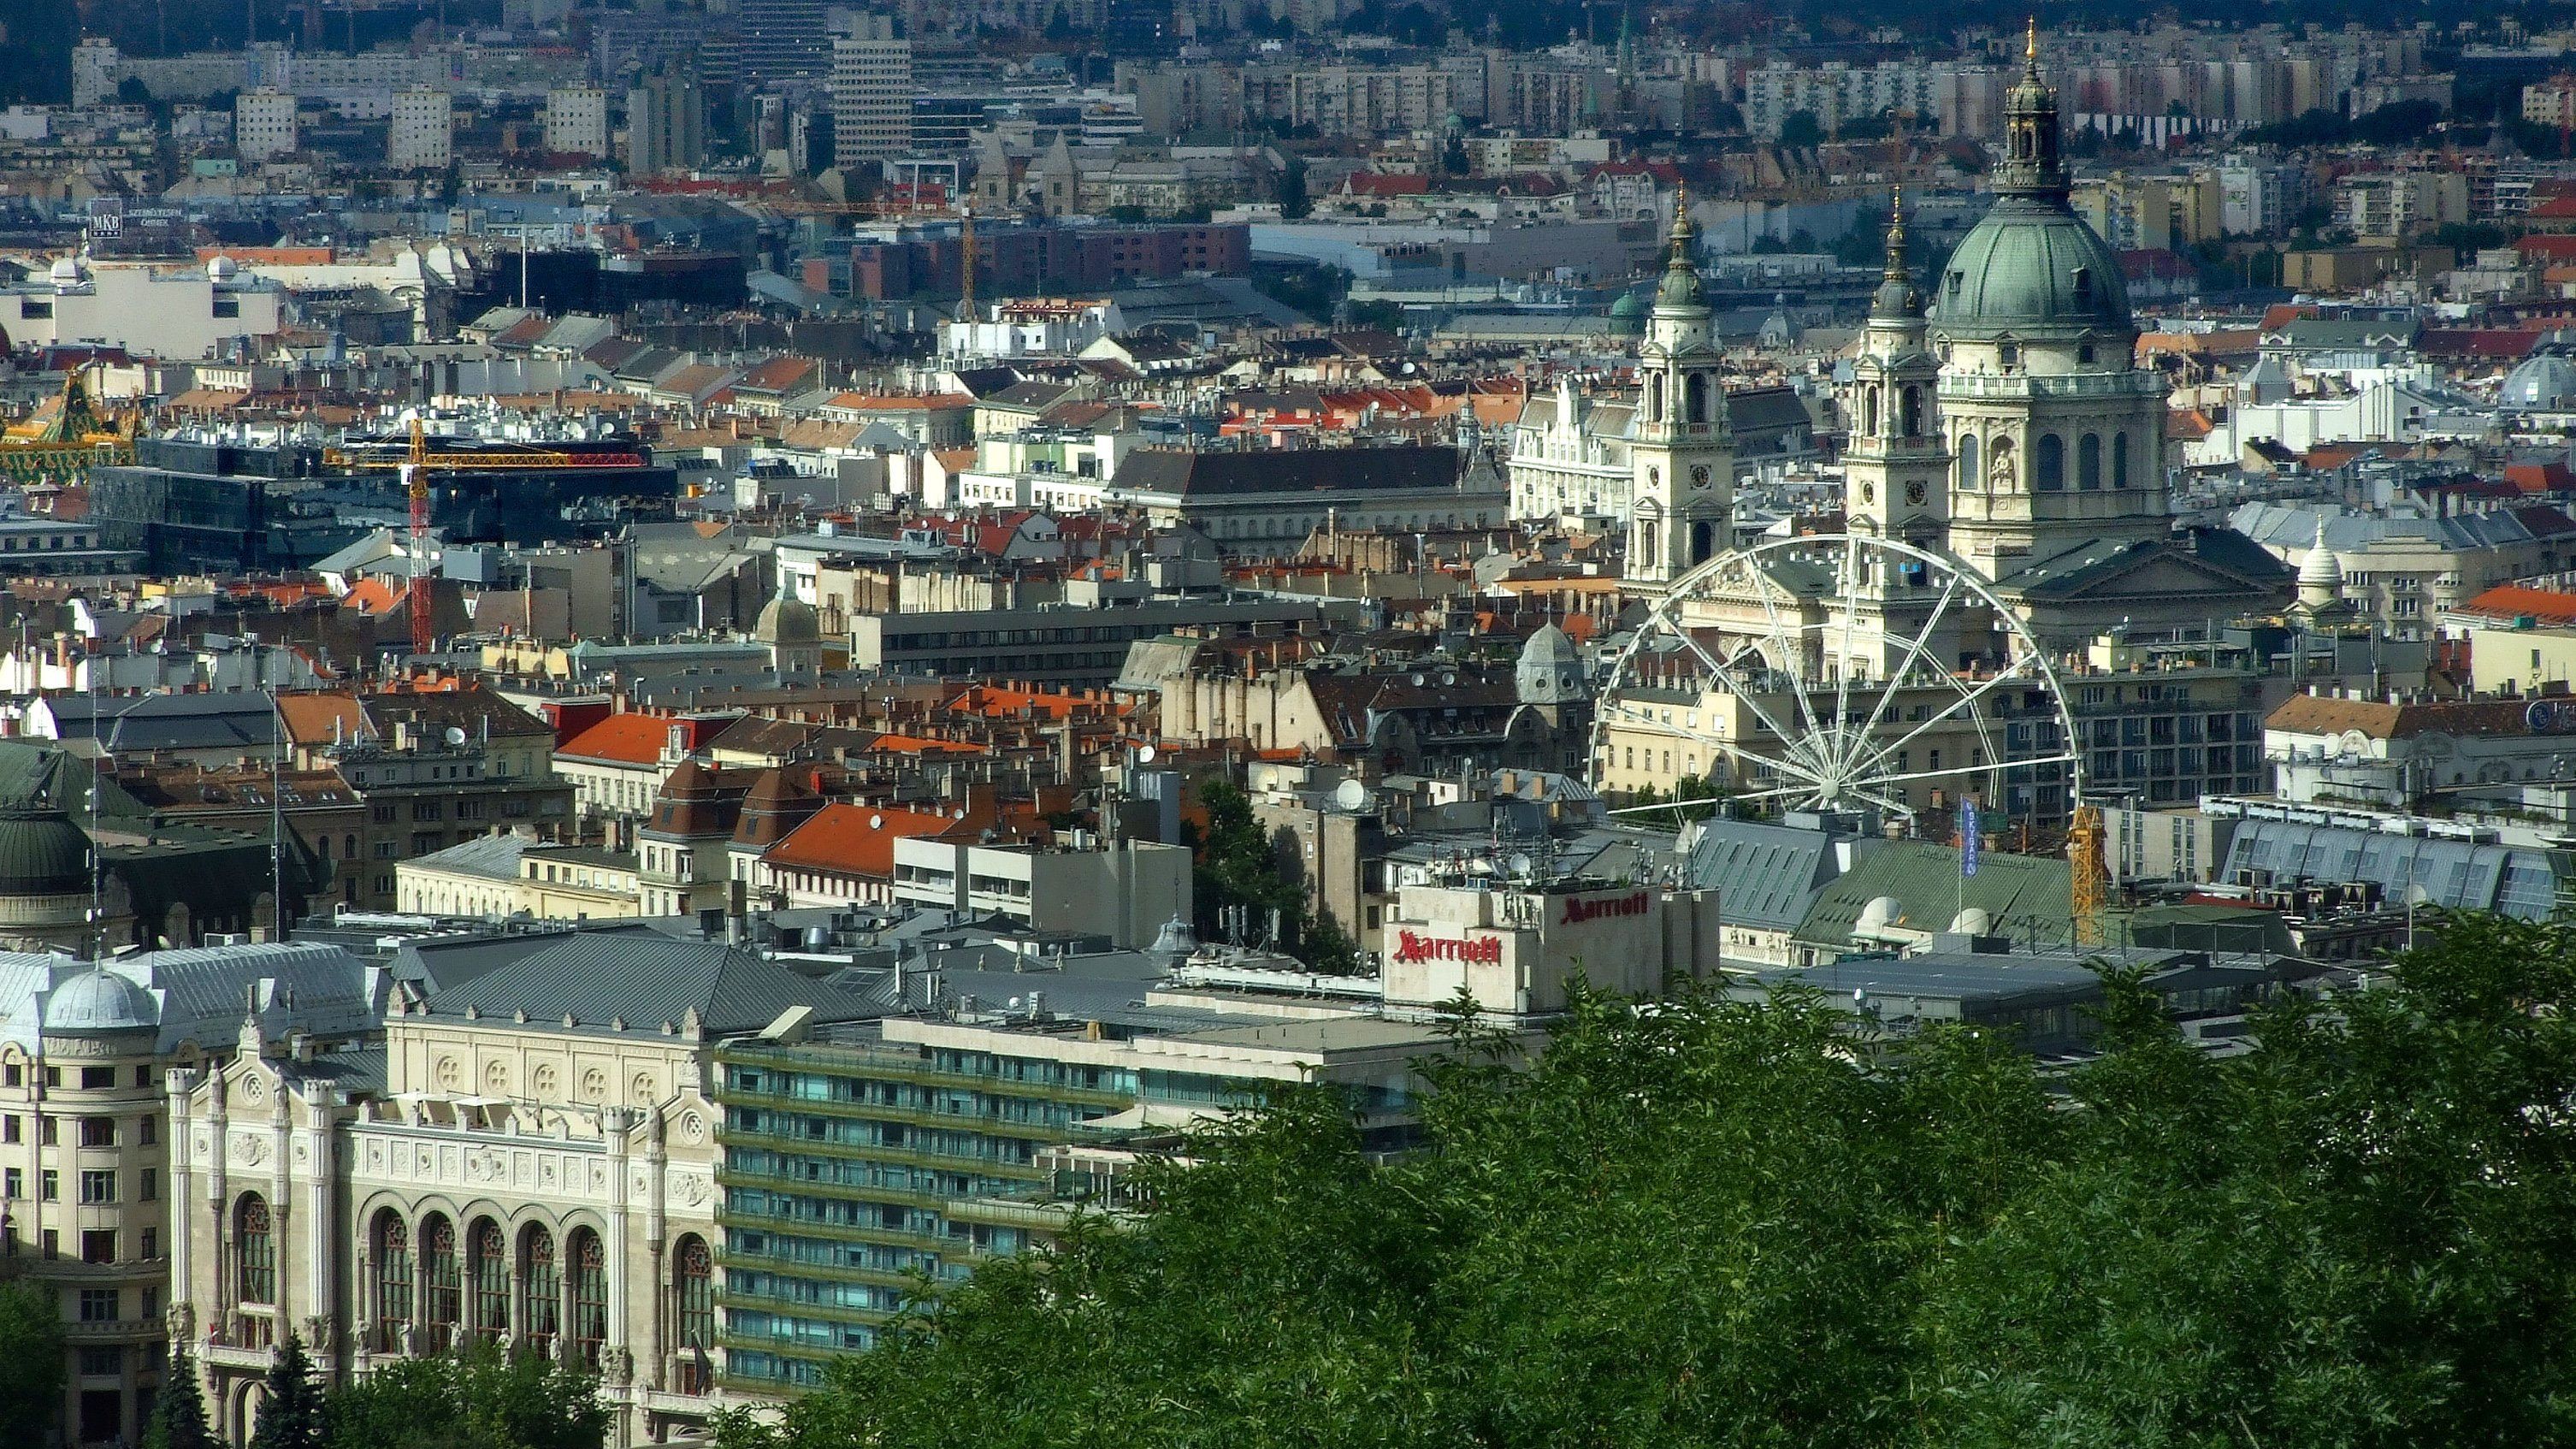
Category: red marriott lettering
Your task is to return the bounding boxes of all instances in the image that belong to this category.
[1559,890,1651,926]
[1391,930,1502,966]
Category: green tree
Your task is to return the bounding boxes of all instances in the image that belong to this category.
[324,1341,608,1449]
[1276,155,1310,220]
[251,1331,325,1449]
[145,1346,216,1449]
[1777,109,1825,149]
[0,1279,63,1440]
[734,911,2576,1449]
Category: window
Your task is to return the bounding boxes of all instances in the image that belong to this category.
[212,296,240,319]
[135,1065,153,1090]
[77,1346,121,1377]
[2077,433,2100,489]
[81,1229,115,1263]
[139,1168,157,1201]
[2,1115,15,1144]
[141,1227,157,1258]
[79,1117,114,1147]
[79,1170,115,1204]
[80,1067,114,1090]
[236,1193,275,1305]
[2035,433,2065,491]
[2,1168,16,1198]
[41,1169,57,1202]
[1,1066,14,1086]
[521,1226,558,1356]
[372,1211,412,1352]
[674,1235,714,1390]
[569,1229,607,1369]
[2112,432,2130,488]
[1957,434,1979,490]
[18,299,47,319]
[470,1219,509,1342]
[40,1116,55,1145]
[421,1215,460,1352]
[139,1116,155,1145]
[78,1289,118,1323]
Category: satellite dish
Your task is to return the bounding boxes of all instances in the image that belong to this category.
[1331,778,1370,813]
[1411,672,1427,686]
[868,813,883,830]
[1135,743,1157,765]
[443,726,467,746]
[1507,851,1533,878]
[954,807,967,819]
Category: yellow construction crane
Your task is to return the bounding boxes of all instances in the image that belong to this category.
[2069,803,2108,949]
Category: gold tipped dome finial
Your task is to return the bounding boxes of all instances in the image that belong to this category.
[1884,186,1908,280]
[2026,16,2038,63]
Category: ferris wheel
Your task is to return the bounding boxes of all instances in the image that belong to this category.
[1590,534,2083,829]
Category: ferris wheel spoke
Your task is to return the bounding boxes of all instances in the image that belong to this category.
[1744,561,1827,742]
[1858,751,2077,791]
[1659,627,1818,776]
[1854,653,2041,780]
[1597,698,1828,788]
[1831,535,1862,745]
[1844,569,1963,772]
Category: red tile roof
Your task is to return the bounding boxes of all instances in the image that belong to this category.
[2456,583,2576,627]
[557,713,672,766]
[763,801,962,878]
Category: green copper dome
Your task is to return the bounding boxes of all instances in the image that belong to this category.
[1930,196,2130,341]
[1608,289,1645,335]
[0,806,92,896]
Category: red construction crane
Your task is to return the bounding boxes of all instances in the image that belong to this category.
[405,417,434,656]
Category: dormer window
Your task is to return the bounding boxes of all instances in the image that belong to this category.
[2071,266,2091,303]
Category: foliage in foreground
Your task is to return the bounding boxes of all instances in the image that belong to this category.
[323,1343,609,1449]
[721,912,2576,1449]
[0,1277,65,1437]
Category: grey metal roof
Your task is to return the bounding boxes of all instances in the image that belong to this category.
[0,939,380,1053]
[2219,819,2561,920]
[418,933,889,1037]
[408,831,536,883]
[1678,818,1860,933]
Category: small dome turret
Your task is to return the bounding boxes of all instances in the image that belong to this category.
[43,967,156,1035]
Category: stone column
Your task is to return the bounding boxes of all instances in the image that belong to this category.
[166,1069,196,1331]
[294,1089,335,1374]
[643,1110,666,1391]
[205,1073,232,1333]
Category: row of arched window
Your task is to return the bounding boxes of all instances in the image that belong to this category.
[1954,429,2135,492]
[1858,384,1924,439]
[227,1194,712,1366]
[1643,370,1716,425]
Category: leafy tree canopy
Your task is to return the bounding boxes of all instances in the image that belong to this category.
[721,912,2576,1449]
[323,1343,609,1449]
[0,1279,64,1438]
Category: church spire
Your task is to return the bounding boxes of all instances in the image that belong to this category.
[1994,19,2065,197]
[1652,180,1708,315]
[1868,187,1920,321]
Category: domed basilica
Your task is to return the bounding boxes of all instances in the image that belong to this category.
[1630,27,2290,646]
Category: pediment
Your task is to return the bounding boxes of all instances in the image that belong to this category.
[2003,541,2281,603]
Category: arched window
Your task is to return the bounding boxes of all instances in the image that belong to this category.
[2035,433,2065,491]
[1685,374,1708,424]
[1956,434,1980,490]
[1862,384,1880,436]
[521,1225,558,1357]
[470,1219,508,1342]
[674,1235,714,1392]
[236,1194,275,1305]
[1645,373,1662,421]
[569,1228,607,1369]
[1900,386,1921,437]
[371,1210,411,1352]
[2078,433,2101,489]
[421,1215,460,1352]
[2112,430,2130,488]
